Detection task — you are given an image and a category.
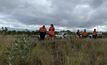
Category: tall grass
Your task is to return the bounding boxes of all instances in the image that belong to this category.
[5,35,33,65]
[0,35,107,65]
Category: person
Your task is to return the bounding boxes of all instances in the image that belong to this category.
[39,25,47,40]
[76,30,81,38]
[82,29,88,38]
[48,24,55,40]
[62,32,67,39]
[92,29,97,38]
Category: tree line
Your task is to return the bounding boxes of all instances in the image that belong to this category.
[1,27,107,36]
[0,27,39,35]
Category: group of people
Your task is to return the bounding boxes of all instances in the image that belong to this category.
[39,24,98,40]
[39,24,55,40]
[76,29,97,38]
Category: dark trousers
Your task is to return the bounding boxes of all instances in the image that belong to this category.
[82,36,88,38]
[40,32,46,40]
[93,35,97,38]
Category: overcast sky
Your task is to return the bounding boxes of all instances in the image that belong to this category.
[0,0,107,31]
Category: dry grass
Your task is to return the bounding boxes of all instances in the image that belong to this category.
[0,35,107,65]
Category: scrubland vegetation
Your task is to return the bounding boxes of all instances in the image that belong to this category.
[0,35,107,65]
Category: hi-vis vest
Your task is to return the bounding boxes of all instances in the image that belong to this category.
[93,32,97,36]
[49,27,55,31]
[48,27,55,36]
[82,32,88,37]
[39,27,47,32]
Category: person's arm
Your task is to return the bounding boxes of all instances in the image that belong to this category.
[46,28,47,32]
[45,28,47,33]
[49,27,51,31]
[53,27,55,31]
[39,28,41,32]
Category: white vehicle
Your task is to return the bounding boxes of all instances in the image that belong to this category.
[97,32,103,38]
[56,32,69,38]
[56,33,62,38]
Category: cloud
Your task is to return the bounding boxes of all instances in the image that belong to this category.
[0,0,107,31]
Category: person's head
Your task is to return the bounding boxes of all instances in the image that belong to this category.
[50,24,54,27]
[84,29,86,32]
[94,29,96,32]
[42,25,45,28]
[77,30,80,32]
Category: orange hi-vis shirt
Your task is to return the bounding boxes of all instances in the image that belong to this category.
[93,31,97,36]
[48,27,55,36]
[49,27,55,31]
[39,27,47,32]
[82,32,88,37]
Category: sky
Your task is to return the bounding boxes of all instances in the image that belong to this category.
[0,0,107,31]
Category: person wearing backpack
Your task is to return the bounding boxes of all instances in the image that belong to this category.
[82,29,88,38]
[39,25,47,40]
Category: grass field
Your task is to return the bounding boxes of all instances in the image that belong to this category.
[0,35,107,65]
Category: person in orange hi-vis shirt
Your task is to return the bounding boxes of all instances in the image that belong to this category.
[82,29,88,38]
[93,29,97,38]
[48,24,55,40]
[39,25,47,40]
